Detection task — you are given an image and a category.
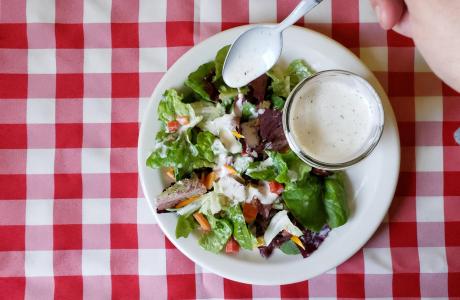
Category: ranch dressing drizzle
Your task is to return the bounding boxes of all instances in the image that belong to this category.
[289,80,373,163]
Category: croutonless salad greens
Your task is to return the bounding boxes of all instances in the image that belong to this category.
[146,45,349,258]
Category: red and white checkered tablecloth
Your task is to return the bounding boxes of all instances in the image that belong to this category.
[1,0,459,299]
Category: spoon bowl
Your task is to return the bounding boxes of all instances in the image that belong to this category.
[222,26,282,88]
[222,0,324,88]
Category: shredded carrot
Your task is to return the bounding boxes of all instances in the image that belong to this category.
[193,212,211,231]
[175,195,200,208]
[256,236,265,247]
[203,171,216,190]
[224,164,237,175]
[290,235,305,250]
[165,168,175,181]
[231,130,245,139]
[176,115,190,125]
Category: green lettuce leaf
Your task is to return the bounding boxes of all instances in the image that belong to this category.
[245,151,288,183]
[198,215,233,253]
[281,151,312,182]
[190,101,225,122]
[158,89,195,123]
[267,67,290,98]
[324,172,348,228]
[242,102,257,121]
[185,62,215,101]
[287,59,314,89]
[213,45,230,82]
[271,95,285,110]
[282,175,327,232]
[226,205,257,250]
[175,215,197,238]
[146,130,216,180]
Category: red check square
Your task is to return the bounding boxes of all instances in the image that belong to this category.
[0,24,27,48]
[0,226,24,251]
[280,282,308,298]
[445,172,460,196]
[54,174,82,199]
[332,23,359,49]
[390,222,418,247]
[0,278,25,300]
[111,23,139,48]
[336,274,365,298]
[0,175,26,200]
[449,273,460,297]
[393,273,420,297]
[56,124,83,148]
[0,74,28,99]
[0,124,27,149]
[54,224,82,250]
[445,222,460,246]
[56,74,84,98]
[111,123,138,147]
[111,276,139,300]
[166,21,194,47]
[55,24,84,49]
[54,276,83,300]
[110,173,138,198]
[389,73,414,97]
[110,224,138,249]
[168,274,197,299]
[111,73,139,98]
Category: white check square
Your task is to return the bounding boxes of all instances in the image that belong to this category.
[81,148,111,174]
[137,197,156,224]
[138,249,166,275]
[199,0,222,22]
[26,199,54,226]
[249,0,276,23]
[25,251,54,276]
[27,0,55,23]
[27,99,55,124]
[82,198,111,224]
[83,98,111,123]
[139,0,166,22]
[139,48,167,72]
[359,0,378,22]
[360,47,388,72]
[305,0,331,23]
[419,247,448,273]
[27,149,55,174]
[415,146,443,172]
[84,49,111,73]
[415,96,443,122]
[83,0,112,23]
[364,248,393,274]
[416,196,444,222]
[82,249,111,275]
[28,49,56,74]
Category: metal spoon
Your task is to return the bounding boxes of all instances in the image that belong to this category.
[222,0,323,88]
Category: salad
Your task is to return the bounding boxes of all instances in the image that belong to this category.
[146,45,349,258]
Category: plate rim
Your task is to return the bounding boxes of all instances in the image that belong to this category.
[138,24,400,285]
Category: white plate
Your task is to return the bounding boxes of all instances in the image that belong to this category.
[138,25,400,285]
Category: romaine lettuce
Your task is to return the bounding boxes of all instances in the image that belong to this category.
[226,205,257,250]
[287,59,314,89]
[185,62,215,101]
[198,214,233,253]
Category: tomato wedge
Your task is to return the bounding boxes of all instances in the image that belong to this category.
[242,202,258,223]
[167,120,180,132]
[225,237,240,253]
[268,181,284,194]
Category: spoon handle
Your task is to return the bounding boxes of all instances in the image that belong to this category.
[276,0,323,33]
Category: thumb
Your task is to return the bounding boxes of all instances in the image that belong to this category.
[370,0,406,30]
